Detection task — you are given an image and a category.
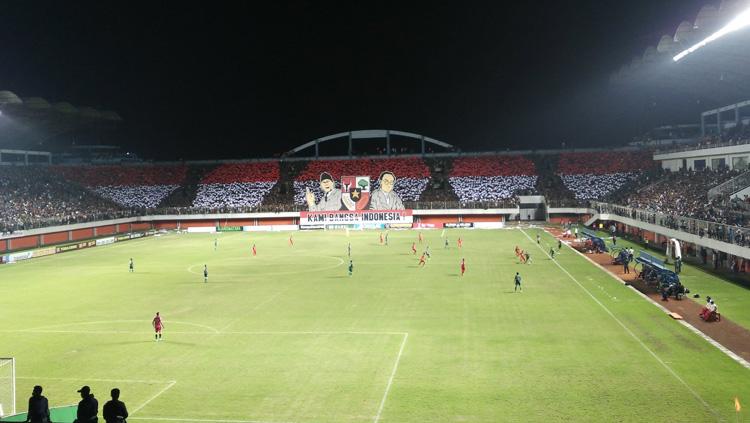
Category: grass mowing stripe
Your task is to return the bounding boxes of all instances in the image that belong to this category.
[374,332,408,423]
[519,228,721,421]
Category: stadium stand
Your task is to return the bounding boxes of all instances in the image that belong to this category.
[418,158,459,203]
[293,158,431,205]
[448,156,537,203]
[622,169,743,225]
[557,151,657,201]
[0,166,125,233]
[52,164,188,208]
[160,164,218,208]
[192,162,280,209]
[530,155,576,206]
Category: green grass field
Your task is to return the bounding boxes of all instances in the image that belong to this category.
[1,227,749,422]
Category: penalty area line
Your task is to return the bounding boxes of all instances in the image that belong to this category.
[374,332,408,423]
[518,228,720,420]
[130,380,177,415]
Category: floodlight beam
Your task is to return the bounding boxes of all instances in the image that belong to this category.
[673,6,750,61]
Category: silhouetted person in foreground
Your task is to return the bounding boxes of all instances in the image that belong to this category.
[102,388,128,423]
[25,385,50,423]
[74,385,98,423]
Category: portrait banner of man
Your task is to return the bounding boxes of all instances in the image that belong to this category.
[370,171,405,210]
[305,172,343,211]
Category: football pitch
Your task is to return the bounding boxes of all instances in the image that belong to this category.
[1,227,748,422]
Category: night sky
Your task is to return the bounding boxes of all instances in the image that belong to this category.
[0,1,710,159]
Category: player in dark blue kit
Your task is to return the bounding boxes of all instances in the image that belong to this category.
[129,258,134,273]
[203,265,208,283]
[348,260,354,277]
[514,272,522,292]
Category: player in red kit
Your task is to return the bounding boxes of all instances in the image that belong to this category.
[379,233,384,244]
[152,312,164,341]
[252,243,257,256]
[418,232,423,244]
[518,250,527,264]
[457,237,463,249]
[411,242,417,255]
[418,253,426,267]
[288,235,294,247]
[460,258,466,276]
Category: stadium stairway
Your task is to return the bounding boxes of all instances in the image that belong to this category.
[708,170,750,200]
[418,157,459,202]
[261,159,305,206]
[529,154,577,205]
[159,163,218,207]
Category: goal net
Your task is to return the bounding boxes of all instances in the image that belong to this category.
[0,358,15,417]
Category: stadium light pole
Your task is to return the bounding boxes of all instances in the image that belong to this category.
[674,5,750,61]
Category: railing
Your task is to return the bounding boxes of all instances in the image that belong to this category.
[1,201,525,235]
[708,171,750,199]
[1,209,142,235]
[591,201,750,247]
[654,138,750,155]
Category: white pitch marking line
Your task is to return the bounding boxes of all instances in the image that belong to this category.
[374,332,408,423]
[0,330,214,335]
[222,331,408,336]
[130,380,177,415]
[563,237,750,370]
[519,229,720,420]
[3,329,407,336]
[17,320,220,334]
[17,376,172,384]
[129,417,293,423]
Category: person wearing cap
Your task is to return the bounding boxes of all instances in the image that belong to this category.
[369,171,404,210]
[305,172,342,211]
[102,388,128,423]
[25,385,50,423]
[74,386,98,423]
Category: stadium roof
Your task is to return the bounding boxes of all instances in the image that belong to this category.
[611,0,750,104]
[0,90,122,150]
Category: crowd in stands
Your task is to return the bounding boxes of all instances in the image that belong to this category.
[7,151,750,238]
[448,156,537,203]
[557,151,657,200]
[193,162,279,209]
[52,164,188,209]
[293,158,431,205]
[621,169,740,223]
[0,166,126,234]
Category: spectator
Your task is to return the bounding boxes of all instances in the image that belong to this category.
[74,385,98,423]
[102,388,128,423]
[25,385,50,423]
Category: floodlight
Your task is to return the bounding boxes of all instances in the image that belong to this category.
[673,5,750,61]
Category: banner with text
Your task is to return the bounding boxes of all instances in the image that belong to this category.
[300,210,413,227]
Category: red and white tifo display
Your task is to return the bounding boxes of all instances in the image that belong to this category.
[192,163,280,209]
